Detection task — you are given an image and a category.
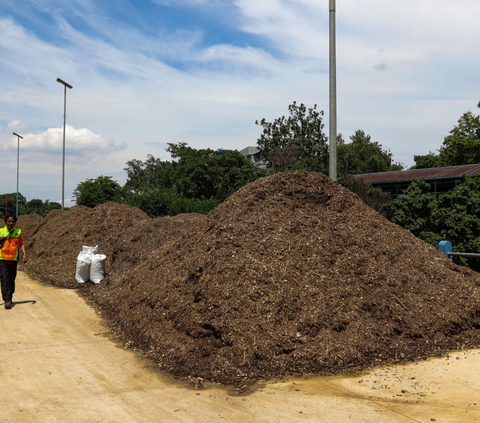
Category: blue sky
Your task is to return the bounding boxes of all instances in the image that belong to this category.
[0,0,479,206]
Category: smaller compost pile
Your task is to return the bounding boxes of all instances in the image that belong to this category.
[18,171,480,388]
[20,203,204,289]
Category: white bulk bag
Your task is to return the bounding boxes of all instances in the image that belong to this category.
[75,251,92,283]
[90,254,106,284]
[82,245,99,255]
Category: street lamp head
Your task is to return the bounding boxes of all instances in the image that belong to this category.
[12,132,23,139]
[56,78,73,89]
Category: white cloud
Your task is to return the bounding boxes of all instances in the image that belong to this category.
[7,120,27,132]
[235,0,328,60]
[5,123,124,151]
[1,124,126,176]
[0,0,479,202]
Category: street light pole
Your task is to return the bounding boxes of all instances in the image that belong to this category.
[12,132,23,217]
[56,78,73,210]
[329,0,337,181]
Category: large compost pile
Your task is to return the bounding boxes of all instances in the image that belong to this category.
[17,171,480,389]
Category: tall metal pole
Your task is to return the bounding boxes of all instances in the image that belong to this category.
[62,84,66,210]
[56,78,73,210]
[329,0,337,181]
[13,132,23,217]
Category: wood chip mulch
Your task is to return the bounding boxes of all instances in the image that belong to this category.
[17,171,480,389]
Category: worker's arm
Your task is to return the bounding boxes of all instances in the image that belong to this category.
[21,244,27,264]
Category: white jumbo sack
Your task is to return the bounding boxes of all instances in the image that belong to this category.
[90,254,106,284]
[82,245,99,255]
[75,251,91,283]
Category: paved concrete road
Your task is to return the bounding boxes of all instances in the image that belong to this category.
[1,271,479,422]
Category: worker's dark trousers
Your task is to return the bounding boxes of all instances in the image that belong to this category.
[0,261,17,302]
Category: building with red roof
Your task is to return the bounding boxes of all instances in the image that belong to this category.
[354,164,480,196]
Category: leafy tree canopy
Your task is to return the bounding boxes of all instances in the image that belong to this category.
[439,106,480,166]
[337,130,403,182]
[167,142,262,202]
[123,188,220,218]
[73,175,123,208]
[0,192,27,207]
[117,144,264,216]
[382,177,480,270]
[344,175,390,212]
[124,155,173,195]
[1,194,61,217]
[21,199,61,216]
[411,152,442,169]
[255,102,328,173]
[411,100,480,169]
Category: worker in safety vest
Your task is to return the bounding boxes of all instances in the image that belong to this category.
[0,214,27,309]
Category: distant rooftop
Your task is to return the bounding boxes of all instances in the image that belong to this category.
[239,146,260,156]
[354,164,480,196]
[239,146,268,169]
[355,164,480,184]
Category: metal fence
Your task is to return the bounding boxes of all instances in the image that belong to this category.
[439,241,480,260]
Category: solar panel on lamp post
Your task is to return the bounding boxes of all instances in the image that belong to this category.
[56,78,73,210]
[12,132,23,218]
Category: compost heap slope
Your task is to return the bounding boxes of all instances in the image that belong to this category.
[16,213,43,239]
[99,212,207,284]
[19,203,150,288]
[84,171,480,388]
[18,203,206,289]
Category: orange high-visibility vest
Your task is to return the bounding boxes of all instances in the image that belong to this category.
[0,226,24,261]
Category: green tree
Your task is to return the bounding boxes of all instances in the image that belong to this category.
[0,193,26,208]
[382,177,480,270]
[45,199,62,213]
[19,198,62,216]
[409,101,480,169]
[344,175,391,212]
[120,144,262,216]
[439,104,480,165]
[411,102,480,169]
[73,176,123,207]
[381,181,436,235]
[124,188,220,218]
[167,143,262,202]
[411,152,442,169]
[26,199,43,212]
[255,102,328,173]
[0,194,61,217]
[431,178,480,265]
[337,130,403,182]
[124,154,173,195]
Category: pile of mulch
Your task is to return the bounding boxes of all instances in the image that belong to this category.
[17,213,43,239]
[17,171,480,389]
[19,203,150,288]
[98,212,207,288]
[18,203,205,289]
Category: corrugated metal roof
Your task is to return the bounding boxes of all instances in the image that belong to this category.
[354,164,480,183]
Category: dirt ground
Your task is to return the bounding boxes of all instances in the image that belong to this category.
[1,271,479,423]
[17,171,480,388]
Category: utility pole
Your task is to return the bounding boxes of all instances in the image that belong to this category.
[56,78,73,210]
[329,0,337,181]
[13,132,23,217]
